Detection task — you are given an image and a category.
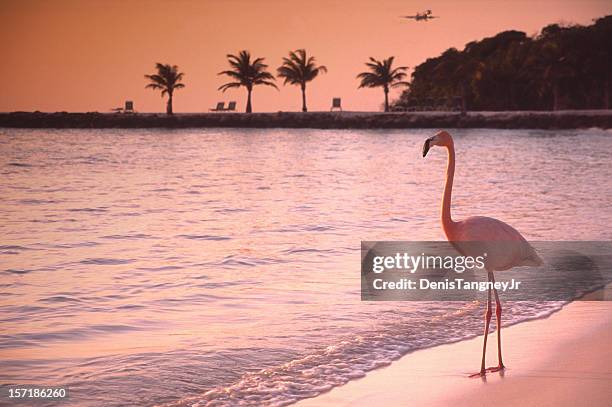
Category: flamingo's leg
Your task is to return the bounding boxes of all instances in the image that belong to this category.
[470,274,492,377]
[486,278,505,372]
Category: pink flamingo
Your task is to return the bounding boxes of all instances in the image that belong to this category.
[422,130,542,377]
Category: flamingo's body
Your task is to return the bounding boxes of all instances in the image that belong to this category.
[423,130,542,376]
[450,216,543,272]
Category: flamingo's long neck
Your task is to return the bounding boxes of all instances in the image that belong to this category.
[441,141,456,239]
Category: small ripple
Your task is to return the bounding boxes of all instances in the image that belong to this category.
[220,255,286,268]
[0,245,33,250]
[17,198,58,204]
[68,207,108,213]
[39,295,83,303]
[282,248,335,255]
[44,241,99,249]
[0,324,145,348]
[177,234,231,241]
[114,212,142,217]
[4,269,31,275]
[80,258,133,265]
[215,208,249,213]
[117,304,145,310]
[0,245,35,253]
[101,233,154,240]
[137,265,184,272]
[304,225,335,232]
[90,324,144,333]
[290,205,315,212]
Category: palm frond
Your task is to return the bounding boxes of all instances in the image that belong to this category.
[218,82,242,92]
[276,49,326,88]
[218,70,244,81]
[219,50,277,91]
[257,80,279,90]
[357,57,409,89]
[255,71,275,81]
[145,63,186,94]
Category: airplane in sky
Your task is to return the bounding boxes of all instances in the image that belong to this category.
[401,9,439,21]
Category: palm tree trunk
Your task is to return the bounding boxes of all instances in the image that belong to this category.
[246,88,252,113]
[301,85,307,112]
[166,93,173,115]
[384,86,389,112]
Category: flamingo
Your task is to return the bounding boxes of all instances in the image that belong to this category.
[422,130,542,377]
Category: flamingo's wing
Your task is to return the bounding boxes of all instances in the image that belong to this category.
[452,216,543,271]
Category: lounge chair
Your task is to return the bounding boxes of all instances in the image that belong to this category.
[330,98,342,112]
[124,101,135,114]
[226,101,237,111]
[210,102,225,111]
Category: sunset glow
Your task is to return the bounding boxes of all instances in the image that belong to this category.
[1,0,610,113]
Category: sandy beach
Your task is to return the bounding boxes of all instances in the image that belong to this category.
[297,289,612,407]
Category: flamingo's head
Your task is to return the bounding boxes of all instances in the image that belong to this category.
[422,130,452,157]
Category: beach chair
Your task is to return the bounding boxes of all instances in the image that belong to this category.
[124,101,134,113]
[210,102,225,111]
[330,98,342,112]
[226,101,237,111]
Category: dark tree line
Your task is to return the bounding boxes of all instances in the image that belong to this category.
[394,15,611,111]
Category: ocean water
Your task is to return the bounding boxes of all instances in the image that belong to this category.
[1,128,611,407]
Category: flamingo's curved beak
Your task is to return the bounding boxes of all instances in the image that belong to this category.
[422,138,432,157]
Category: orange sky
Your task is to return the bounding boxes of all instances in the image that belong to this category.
[1,0,610,113]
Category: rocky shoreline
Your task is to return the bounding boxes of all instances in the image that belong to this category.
[1,110,610,129]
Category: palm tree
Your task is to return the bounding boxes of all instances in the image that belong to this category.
[144,63,185,115]
[218,50,277,113]
[357,57,409,112]
[277,49,327,112]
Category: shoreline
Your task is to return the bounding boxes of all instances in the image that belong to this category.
[1,110,611,129]
[296,287,612,407]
